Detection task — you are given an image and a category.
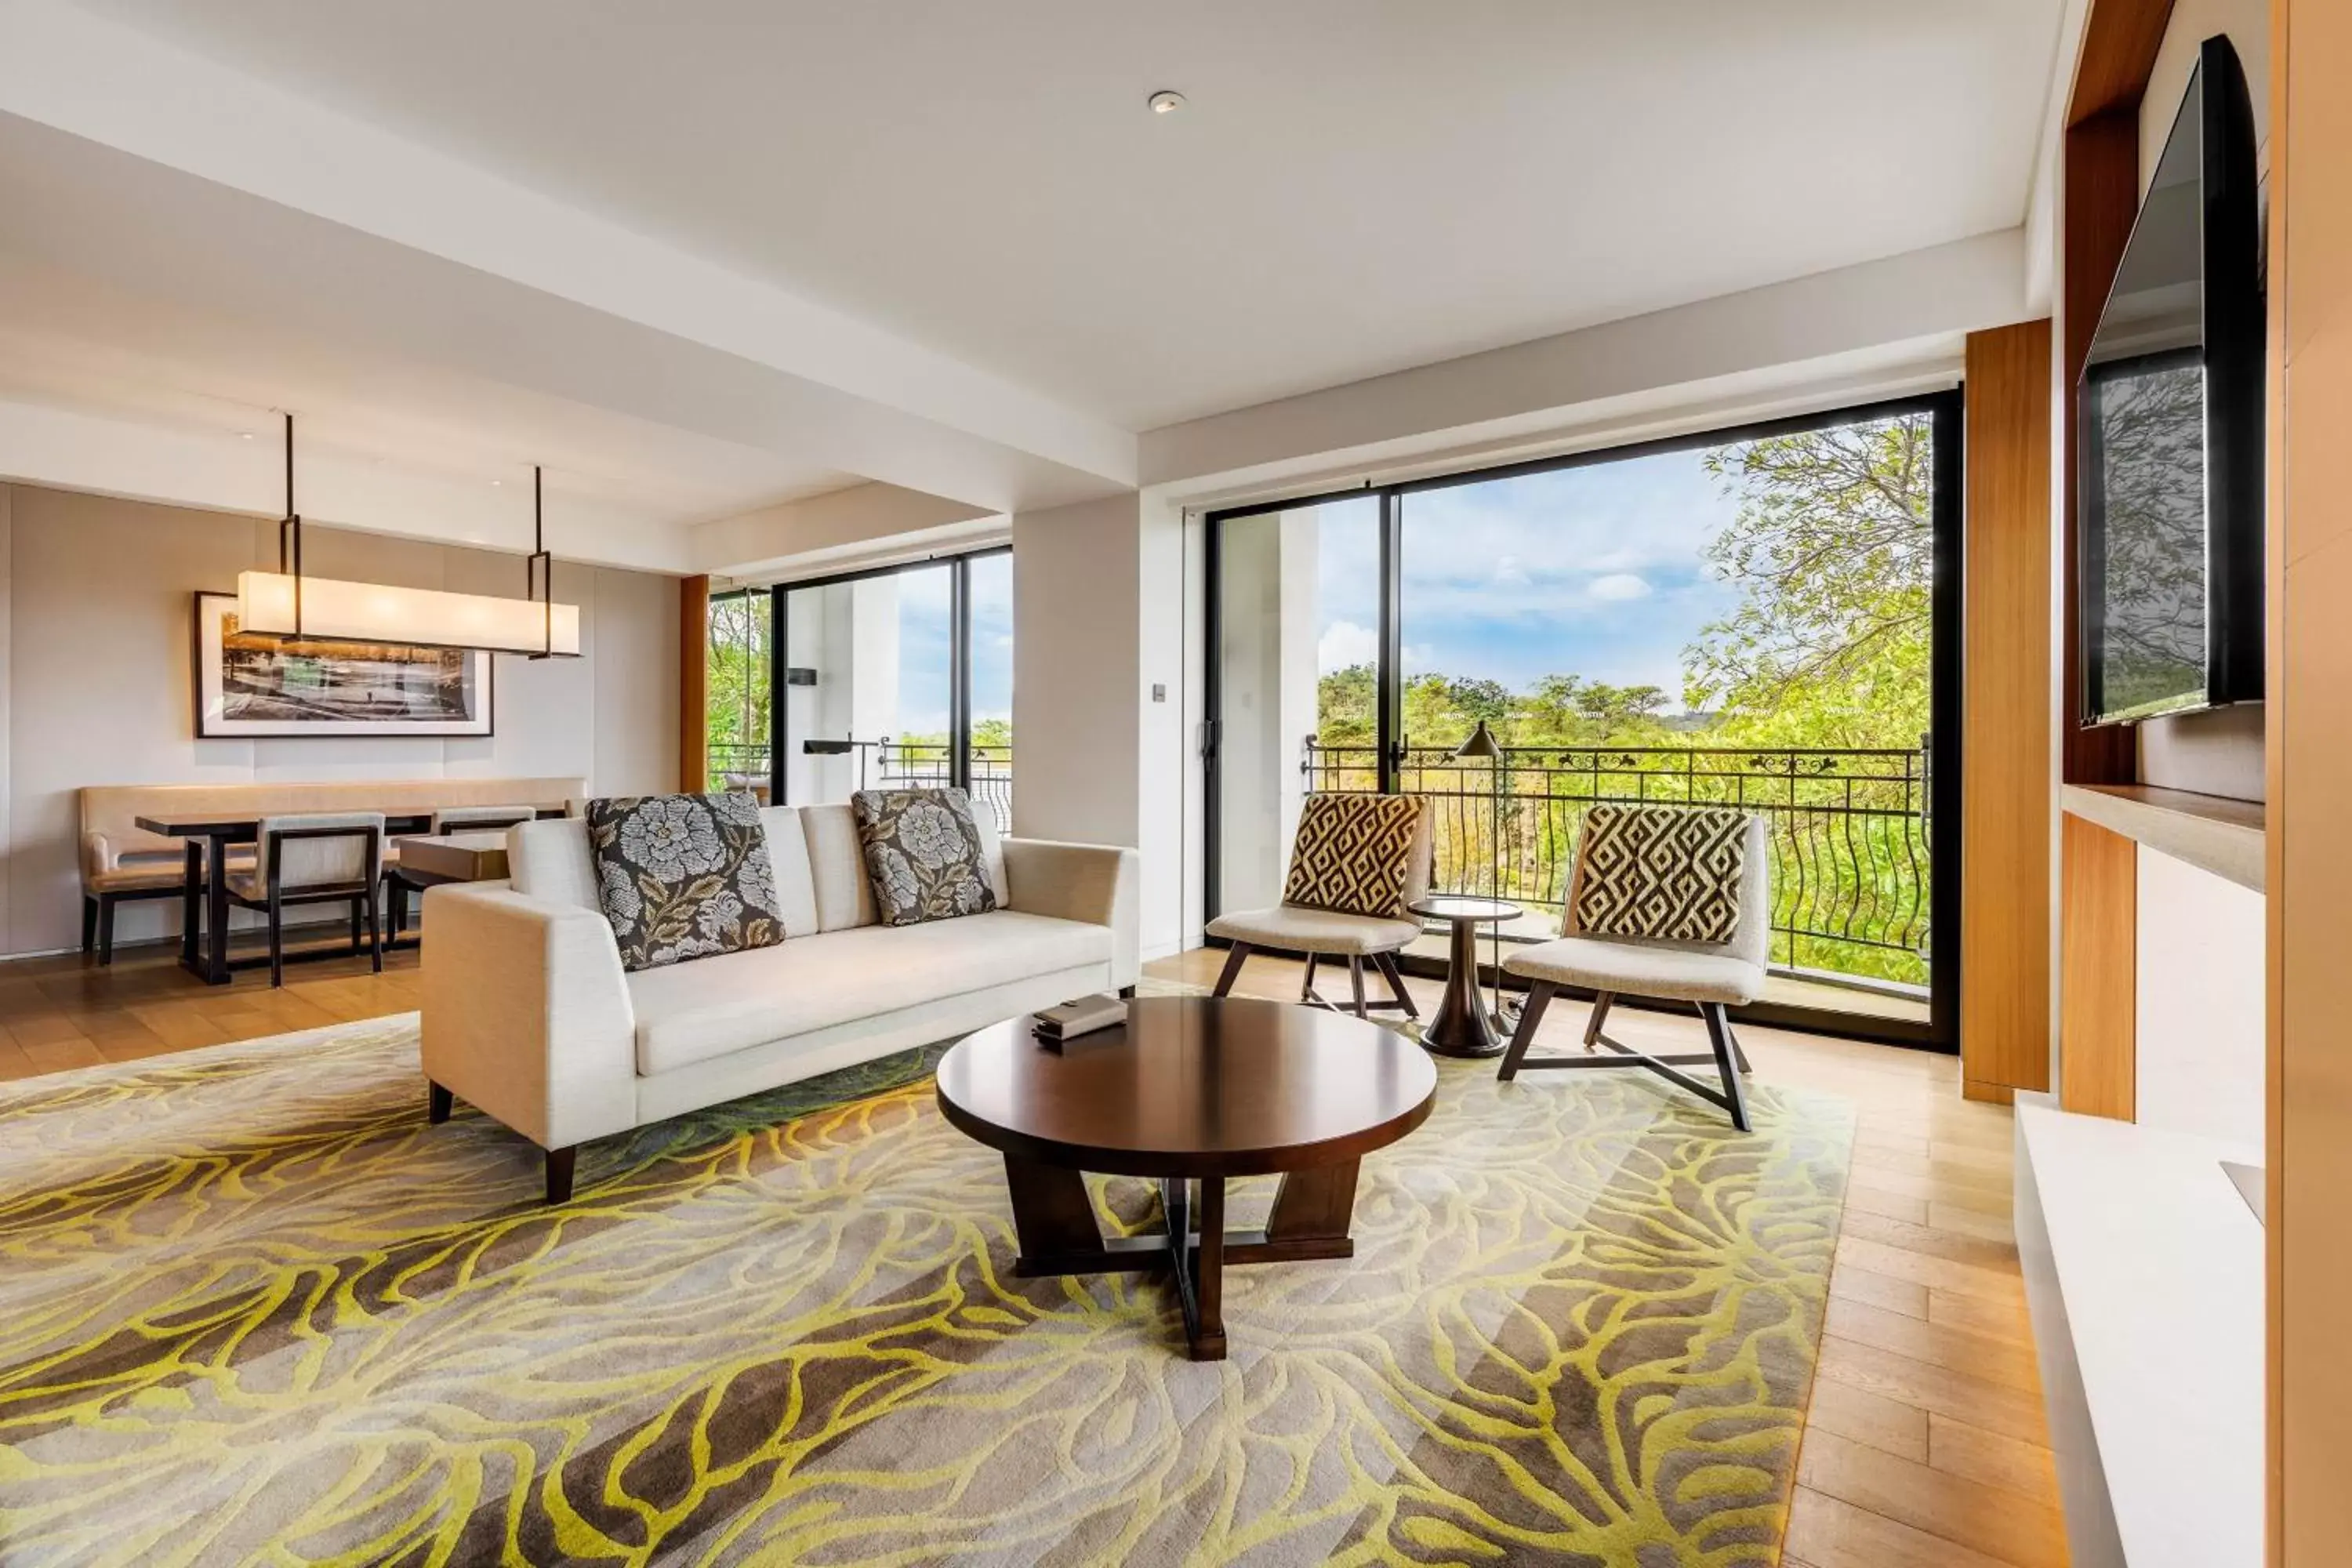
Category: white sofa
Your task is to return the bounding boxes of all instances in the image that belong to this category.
[420,803,1138,1201]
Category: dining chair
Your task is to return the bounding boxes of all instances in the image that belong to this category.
[222,812,387,986]
[387,805,537,937]
[1494,804,1769,1131]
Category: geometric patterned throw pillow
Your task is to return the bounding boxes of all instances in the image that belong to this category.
[1570,803,1749,945]
[583,792,785,971]
[851,788,999,927]
[1279,793,1425,920]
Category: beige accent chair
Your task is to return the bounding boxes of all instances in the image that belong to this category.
[223,813,387,986]
[1495,812,1769,1131]
[421,804,1138,1203]
[76,779,582,964]
[1203,801,1434,1018]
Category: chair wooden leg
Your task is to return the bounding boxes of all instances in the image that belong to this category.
[427,1081,453,1124]
[81,895,96,956]
[1347,955,1369,1017]
[1301,952,1319,1003]
[545,1146,579,1205]
[267,897,285,988]
[1699,1003,1752,1133]
[181,843,203,966]
[1374,951,1417,1018]
[1497,982,1555,1080]
[1211,942,1251,997]
[350,902,364,952]
[365,884,383,974]
[1584,991,1614,1049]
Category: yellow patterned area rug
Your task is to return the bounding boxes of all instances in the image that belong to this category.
[0,1009,1853,1567]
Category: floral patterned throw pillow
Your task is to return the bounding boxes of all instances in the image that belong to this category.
[851,788,999,927]
[584,793,784,971]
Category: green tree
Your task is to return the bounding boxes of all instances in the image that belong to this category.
[1315,663,1377,746]
[1687,414,1933,747]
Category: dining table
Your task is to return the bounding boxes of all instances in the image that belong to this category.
[134,806,564,985]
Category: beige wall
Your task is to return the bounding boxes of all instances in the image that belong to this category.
[0,483,679,956]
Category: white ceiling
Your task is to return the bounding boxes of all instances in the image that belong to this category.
[0,255,856,524]
[76,0,2066,432]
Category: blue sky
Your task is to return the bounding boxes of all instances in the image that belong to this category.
[885,448,1744,735]
[1316,448,1745,708]
[890,556,1012,738]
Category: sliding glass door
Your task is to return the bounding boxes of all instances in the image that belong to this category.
[1206,396,1961,1049]
[761,548,1012,830]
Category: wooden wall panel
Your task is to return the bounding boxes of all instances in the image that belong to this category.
[2060,112,2146,787]
[2069,0,2178,123]
[679,574,710,793]
[2271,0,2352,1555]
[1961,321,2056,1102]
[2058,814,2136,1119]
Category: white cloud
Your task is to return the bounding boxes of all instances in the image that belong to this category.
[1317,619,1378,672]
[1588,573,1653,601]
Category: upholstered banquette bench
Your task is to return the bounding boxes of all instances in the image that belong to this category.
[77,778,584,961]
[419,802,1138,1202]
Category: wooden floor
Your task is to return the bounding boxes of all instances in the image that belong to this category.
[0,937,2067,1568]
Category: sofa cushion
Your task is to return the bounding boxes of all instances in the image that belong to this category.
[852,788,999,926]
[585,793,786,971]
[627,909,1114,1075]
[510,808,819,939]
[800,804,877,932]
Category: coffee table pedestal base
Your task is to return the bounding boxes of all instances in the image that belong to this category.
[1003,1156,1360,1360]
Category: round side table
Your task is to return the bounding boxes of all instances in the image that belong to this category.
[1406,895,1523,1058]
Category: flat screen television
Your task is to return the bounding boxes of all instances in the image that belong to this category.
[2078,34,2264,728]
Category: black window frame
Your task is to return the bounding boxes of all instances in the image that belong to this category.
[762,544,1013,806]
[1202,392,1964,1053]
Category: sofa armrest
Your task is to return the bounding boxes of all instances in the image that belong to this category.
[419,884,637,1152]
[1001,838,1140,988]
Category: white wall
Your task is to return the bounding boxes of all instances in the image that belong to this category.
[0,482,679,956]
[2140,0,2271,193]
[1214,506,1321,913]
[1011,494,1142,851]
[2135,846,2265,1144]
[1010,490,1188,960]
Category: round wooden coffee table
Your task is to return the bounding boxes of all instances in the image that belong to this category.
[936,996,1438,1360]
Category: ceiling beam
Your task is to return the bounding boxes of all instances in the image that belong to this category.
[0,0,1138,513]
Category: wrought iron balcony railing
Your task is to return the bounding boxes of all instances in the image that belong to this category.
[703,739,1014,835]
[1305,739,1933,990]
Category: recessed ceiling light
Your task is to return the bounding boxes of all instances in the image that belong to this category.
[491,478,503,487]
[1148,90,1185,115]
[238,430,254,440]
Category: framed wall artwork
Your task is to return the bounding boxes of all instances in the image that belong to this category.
[192,591,495,739]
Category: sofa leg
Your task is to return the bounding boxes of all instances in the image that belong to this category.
[82,896,97,957]
[97,894,116,967]
[1117,984,1136,1000]
[545,1146,578,1205]
[427,1081,452,1124]
[1211,942,1250,997]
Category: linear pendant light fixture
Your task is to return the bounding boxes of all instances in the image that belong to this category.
[236,414,581,656]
